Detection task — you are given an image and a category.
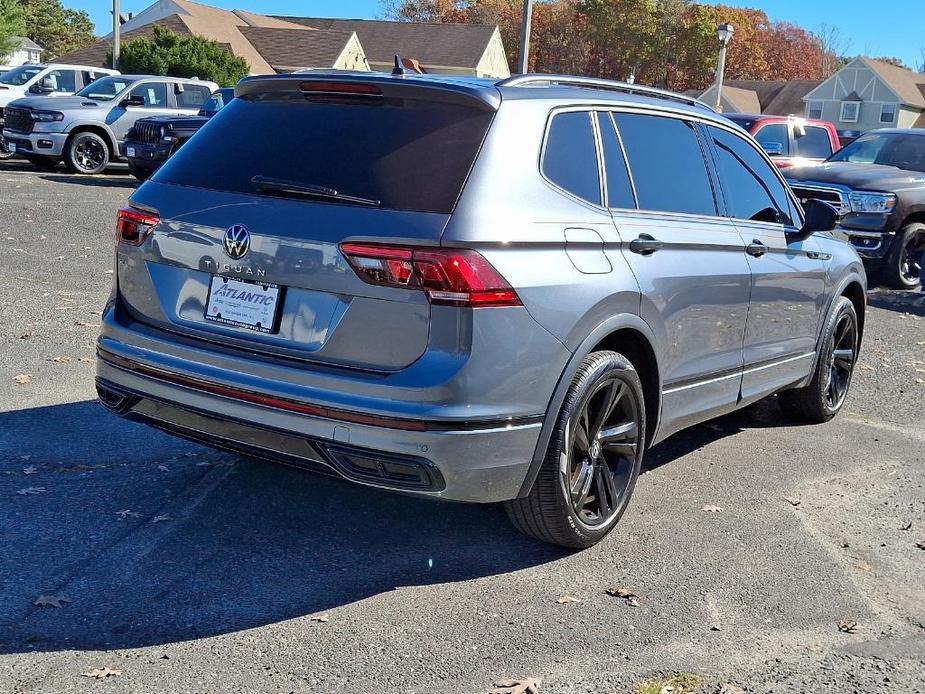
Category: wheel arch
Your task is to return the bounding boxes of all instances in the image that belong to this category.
[516,313,662,498]
[66,123,118,157]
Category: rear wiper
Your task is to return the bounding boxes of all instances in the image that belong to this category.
[251,175,380,207]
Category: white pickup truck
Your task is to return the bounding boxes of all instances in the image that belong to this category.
[0,63,120,159]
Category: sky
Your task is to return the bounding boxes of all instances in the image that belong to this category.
[79,0,924,71]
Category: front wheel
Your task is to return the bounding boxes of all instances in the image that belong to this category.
[64,131,110,175]
[505,351,645,549]
[778,296,858,423]
[882,222,924,289]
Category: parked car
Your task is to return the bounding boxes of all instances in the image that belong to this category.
[726,114,841,169]
[122,87,234,181]
[96,73,865,549]
[2,74,217,174]
[0,63,119,160]
[787,128,925,289]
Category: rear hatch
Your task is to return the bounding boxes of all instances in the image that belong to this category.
[118,75,498,371]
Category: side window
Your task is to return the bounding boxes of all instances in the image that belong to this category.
[794,126,833,159]
[177,84,211,109]
[542,111,601,204]
[46,69,77,93]
[596,112,635,209]
[613,112,716,216]
[754,123,790,157]
[707,126,793,226]
[129,82,167,108]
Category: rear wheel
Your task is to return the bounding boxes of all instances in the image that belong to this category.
[778,297,858,423]
[505,350,645,549]
[64,131,110,175]
[882,222,924,289]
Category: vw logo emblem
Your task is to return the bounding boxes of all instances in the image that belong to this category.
[223,225,250,260]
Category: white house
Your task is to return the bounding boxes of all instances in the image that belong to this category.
[2,37,43,67]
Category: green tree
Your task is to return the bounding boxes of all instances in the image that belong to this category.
[0,0,26,60]
[108,25,249,86]
[871,56,910,70]
[19,0,95,60]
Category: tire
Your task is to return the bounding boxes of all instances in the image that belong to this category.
[882,222,924,289]
[64,131,110,175]
[778,296,858,423]
[505,350,645,549]
[24,155,60,171]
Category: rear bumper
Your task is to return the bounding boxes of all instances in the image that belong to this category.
[95,301,569,503]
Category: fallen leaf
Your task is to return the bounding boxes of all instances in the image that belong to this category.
[916,541,925,551]
[81,667,122,680]
[784,496,801,507]
[490,676,541,694]
[17,332,34,340]
[151,514,172,524]
[115,509,140,520]
[899,521,912,531]
[22,466,37,475]
[701,505,723,513]
[625,596,641,607]
[74,320,100,328]
[16,487,46,495]
[859,364,875,371]
[837,619,859,634]
[556,594,581,604]
[13,374,32,385]
[310,614,330,622]
[606,587,637,599]
[46,356,72,364]
[34,594,70,608]
[719,685,745,694]
[78,357,95,364]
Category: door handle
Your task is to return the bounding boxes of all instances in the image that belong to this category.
[745,240,768,257]
[629,234,663,256]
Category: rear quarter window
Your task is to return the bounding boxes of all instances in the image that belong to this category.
[541,111,601,205]
[153,92,494,214]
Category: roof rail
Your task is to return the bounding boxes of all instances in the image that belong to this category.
[496,74,716,112]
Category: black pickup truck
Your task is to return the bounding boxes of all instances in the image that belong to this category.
[122,87,234,180]
[787,128,925,289]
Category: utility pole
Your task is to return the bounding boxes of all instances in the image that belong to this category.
[516,0,533,75]
[112,0,120,70]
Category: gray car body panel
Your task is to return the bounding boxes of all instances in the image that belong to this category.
[97,74,865,503]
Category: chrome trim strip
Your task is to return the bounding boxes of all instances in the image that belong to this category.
[662,352,815,395]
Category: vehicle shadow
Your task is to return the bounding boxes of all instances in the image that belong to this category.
[866,288,925,317]
[40,173,136,189]
[0,400,566,654]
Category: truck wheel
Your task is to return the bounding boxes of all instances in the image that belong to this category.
[882,222,924,289]
[778,297,858,423]
[505,350,645,549]
[64,131,110,175]
[128,161,153,181]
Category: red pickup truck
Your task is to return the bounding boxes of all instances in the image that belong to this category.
[725,114,841,169]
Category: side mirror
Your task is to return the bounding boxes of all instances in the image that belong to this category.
[761,141,784,157]
[120,95,146,108]
[29,77,54,94]
[799,198,840,236]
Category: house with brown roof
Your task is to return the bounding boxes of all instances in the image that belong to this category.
[802,57,925,131]
[691,79,823,117]
[55,0,510,80]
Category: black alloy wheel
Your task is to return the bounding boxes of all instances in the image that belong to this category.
[824,310,857,411]
[884,223,925,289]
[899,232,924,286]
[65,131,110,175]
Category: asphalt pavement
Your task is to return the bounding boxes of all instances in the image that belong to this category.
[1,160,923,693]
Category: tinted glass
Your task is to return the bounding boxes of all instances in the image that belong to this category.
[200,89,233,115]
[829,132,925,172]
[542,111,600,204]
[708,126,793,225]
[614,113,716,216]
[155,93,494,214]
[597,112,635,209]
[130,82,167,107]
[725,115,759,131]
[177,84,211,109]
[77,76,133,101]
[794,126,832,158]
[0,65,42,85]
[46,70,77,92]
[754,123,790,156]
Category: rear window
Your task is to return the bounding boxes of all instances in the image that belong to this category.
[794,126,833,159]
[153,92,494,214]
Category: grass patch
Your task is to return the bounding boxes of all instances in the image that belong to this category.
[634,672,702,694]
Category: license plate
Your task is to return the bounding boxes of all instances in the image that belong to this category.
[126,146,135,158]
[205,276,281,334]
[7,142,15,154]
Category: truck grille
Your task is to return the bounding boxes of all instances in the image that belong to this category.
[3,106,33,133]
[790,185,849,214]
[131,121,163,145]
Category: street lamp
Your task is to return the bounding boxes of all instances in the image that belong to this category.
[516,0,534,74]
[713,22,734,111]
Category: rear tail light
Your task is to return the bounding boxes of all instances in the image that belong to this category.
[116,207,159,246]
[340,243,521,308]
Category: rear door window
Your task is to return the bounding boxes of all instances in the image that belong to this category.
[47,69,77,93]
[129,82,168,108]
[542,111,601,205]
[177,84,212,109]
[154,90,494,214]
[596,112,635,209]
[707,125,794,226]
[754,123,790,156]
[794,126,833,159]
[613,112,716,216]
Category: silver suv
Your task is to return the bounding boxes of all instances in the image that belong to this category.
[3,74,217,174]
[96,73,866,548]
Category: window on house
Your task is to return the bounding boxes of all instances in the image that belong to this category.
[840,101,860,123]
[807,101,823,120]
[880,103,897,124]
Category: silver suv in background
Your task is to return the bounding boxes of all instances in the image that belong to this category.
[95,73,865,549]
[2,74,217,174]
